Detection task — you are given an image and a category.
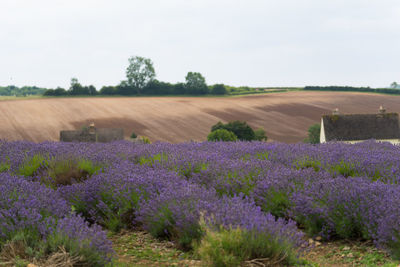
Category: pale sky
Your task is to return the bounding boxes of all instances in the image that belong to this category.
[1,0,399,89]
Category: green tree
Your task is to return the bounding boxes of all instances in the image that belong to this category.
[211,84,227,95]
[126,56,156,94]
[305,123,321,144]
[211,121,256,141]
[391,82,398,89]
[254,127,268,141]
[207,129,237,142]
[100,86,117,95]
[185,72,208,94]
[69,78,88,95]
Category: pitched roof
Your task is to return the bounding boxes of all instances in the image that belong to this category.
[322,113,400,141]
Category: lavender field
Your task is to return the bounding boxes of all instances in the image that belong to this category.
[0,140,400,266]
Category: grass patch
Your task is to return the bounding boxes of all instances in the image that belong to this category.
[109,230,200,267]
[302,239,399,267]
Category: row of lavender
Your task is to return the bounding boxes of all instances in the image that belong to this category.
[0,140,399,265]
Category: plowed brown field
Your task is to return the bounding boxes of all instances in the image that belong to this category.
[1,91,399,143]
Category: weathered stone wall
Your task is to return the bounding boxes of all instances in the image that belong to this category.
[96,128,124,142]
[60,128,124,143]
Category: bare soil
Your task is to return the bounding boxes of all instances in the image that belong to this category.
[0,91,399,143]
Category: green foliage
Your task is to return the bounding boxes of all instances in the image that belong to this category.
[294,157,321,172]
[211,84,227,95]
[68,78,97,96]
[43,87,68,96]
[259,189,290,218]
[17,154,47,177]
[254,127,268,141]
[147,206,202,250]
[99,86,117,95]
[0,162,10,173]
[140,136,152,144]
[329,160,358,177]
[137,153,168,167]
[99,190,141,232]
[44,232,109,267]
[211,121,256,141]
[130,131,137,139]
[185,72,208,95]
[255,151,270,160]
[194,223,299,267]
[207,129,237,142]
[76,159,102,175]
[0,85,46,96]
[16,155,102,188]
[43,158,102,187]
[0,229,108,267]
[304,86,400,95]
[125,56,156,93]
[305,123,321,144]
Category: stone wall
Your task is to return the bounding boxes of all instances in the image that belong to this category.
[60,128,124,143]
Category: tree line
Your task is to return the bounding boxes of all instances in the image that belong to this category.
[0,85,47,96]
[44,56,228,96]
[304,86,400,95]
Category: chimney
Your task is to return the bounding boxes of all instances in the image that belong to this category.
[332,108,339,115]
[379,105,386,114]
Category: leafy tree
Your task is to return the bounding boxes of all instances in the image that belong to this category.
[143,80,174,95]
[211,121,256,141]
[68,78,97,95]
[69,78,87,95]
[130,131,137,139]
[126,56,156,94]
[254,128,268,141]
[211,84,227,95]
[54,87,68,96]
[87,85,97,95]
[185,72,208,95]
[305,123,321,144]
[173,83,186,95]
[116,81,135,95]
[100,86,117,95]
[207,129,237,142]
[211,121,224,132]
[43,89,55,96]
[391,82,398,89]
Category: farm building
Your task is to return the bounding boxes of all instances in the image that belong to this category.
[320,107,400,144]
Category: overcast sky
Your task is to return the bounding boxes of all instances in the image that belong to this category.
[1,0,399,89]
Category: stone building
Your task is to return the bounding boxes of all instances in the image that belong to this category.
[320,107,400,144]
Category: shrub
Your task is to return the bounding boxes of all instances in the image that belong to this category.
[141,136,151,144]
[130,131,137,139]
[207,129,237,142]
[195,225,301,267]
[254,127,268,141]
[305,123,320,144]
[211,121,256,141]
